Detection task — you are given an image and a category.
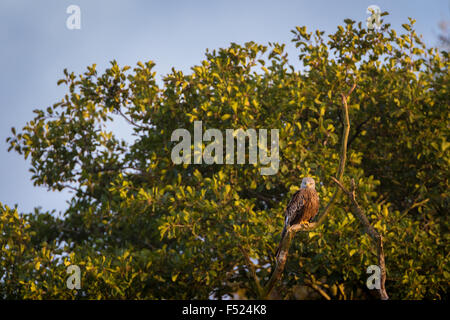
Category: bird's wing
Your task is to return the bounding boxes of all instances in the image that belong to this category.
[285,190,305,226]
[276,190,305,258]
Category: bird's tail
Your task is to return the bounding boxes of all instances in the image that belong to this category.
[275,224,287,259]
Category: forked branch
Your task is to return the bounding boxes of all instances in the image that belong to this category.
[261,82,356,299]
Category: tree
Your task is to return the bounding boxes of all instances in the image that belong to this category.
[2,13,449,299]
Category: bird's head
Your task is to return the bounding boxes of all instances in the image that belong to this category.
[301,177,316,190]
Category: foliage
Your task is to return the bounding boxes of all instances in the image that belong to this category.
[2,13,449,299]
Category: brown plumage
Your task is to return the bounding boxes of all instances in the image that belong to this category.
[275,177,319,258]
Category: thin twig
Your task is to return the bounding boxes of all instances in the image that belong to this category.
[400,198,429,219]
[117,108,151,130]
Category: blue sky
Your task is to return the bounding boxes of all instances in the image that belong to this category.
[1,0,449,214]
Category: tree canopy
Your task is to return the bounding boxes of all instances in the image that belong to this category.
[2,13,449,299]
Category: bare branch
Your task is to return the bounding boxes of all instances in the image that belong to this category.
[315,82,355,226]
[331,177,389,300]
[262,81,388,301]
[262,222,317,298]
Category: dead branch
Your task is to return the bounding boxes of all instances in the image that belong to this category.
[316,81,356,225]
[262,81,389,300]
[261,82,356,299]
[262,222,317,298]
[331,177,389,300]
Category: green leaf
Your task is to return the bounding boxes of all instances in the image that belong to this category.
[402,24,411,31]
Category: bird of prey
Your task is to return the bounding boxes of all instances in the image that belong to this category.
[275,177,319,259]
